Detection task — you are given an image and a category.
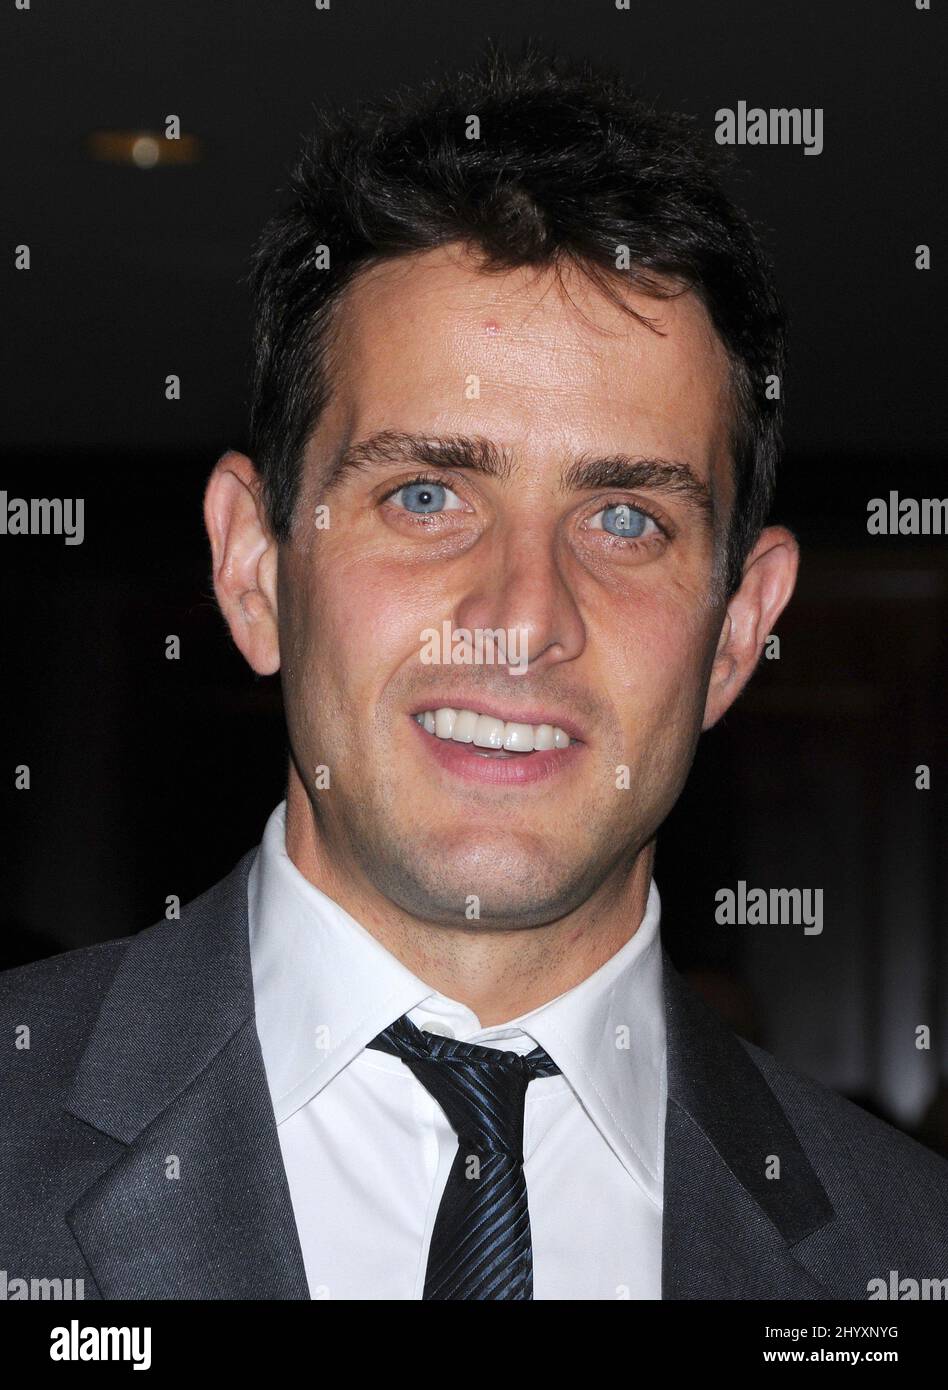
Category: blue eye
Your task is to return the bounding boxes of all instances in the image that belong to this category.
[594,503,653,538]
[390,480,463,514]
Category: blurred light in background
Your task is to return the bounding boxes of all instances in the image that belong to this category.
[86,131,203,167]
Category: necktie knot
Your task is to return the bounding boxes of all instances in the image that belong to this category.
[366,1013,560,1160]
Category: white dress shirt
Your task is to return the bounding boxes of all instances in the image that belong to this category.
[247,800,667,1300]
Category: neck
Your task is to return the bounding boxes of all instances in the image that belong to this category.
[283,767,655,1026]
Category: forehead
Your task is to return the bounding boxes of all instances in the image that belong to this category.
[320,243,734,495]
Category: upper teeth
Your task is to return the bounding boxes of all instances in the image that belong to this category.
[415,708,572,752]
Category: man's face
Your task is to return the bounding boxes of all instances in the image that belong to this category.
[276,245,735,927]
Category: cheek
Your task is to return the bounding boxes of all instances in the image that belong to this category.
[603,582,715,727]
[289,544,442,699]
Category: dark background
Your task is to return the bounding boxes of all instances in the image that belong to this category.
[2,1,946,1153]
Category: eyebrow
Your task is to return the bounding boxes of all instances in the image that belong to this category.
[320,429,714,523]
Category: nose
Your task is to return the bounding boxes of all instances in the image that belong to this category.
[452,518,586,674]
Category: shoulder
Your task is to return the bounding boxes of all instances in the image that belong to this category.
[740,1036,948,1242]
[0,934,135,1090]
[0,849,257,1099]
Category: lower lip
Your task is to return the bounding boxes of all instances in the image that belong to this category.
[409,716,585,786]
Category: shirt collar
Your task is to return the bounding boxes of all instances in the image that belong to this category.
[248,801,666,1204]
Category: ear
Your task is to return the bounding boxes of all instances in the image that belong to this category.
[702,525,799,731]
[204,451,280,676]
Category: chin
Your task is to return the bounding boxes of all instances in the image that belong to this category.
[375,843,596,930]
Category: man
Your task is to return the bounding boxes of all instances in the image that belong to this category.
[2,44,947,1301]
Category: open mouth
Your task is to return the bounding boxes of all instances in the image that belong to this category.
[414,706,577,756]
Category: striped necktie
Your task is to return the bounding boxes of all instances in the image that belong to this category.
[366,1012,561,1299]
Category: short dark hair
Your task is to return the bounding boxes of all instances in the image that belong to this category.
[248,39,787,596]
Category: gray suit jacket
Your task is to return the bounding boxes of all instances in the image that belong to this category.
[2,848,947,1300]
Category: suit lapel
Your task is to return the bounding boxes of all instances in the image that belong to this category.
[661,954,837,1298]
[62,850,309,1299]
